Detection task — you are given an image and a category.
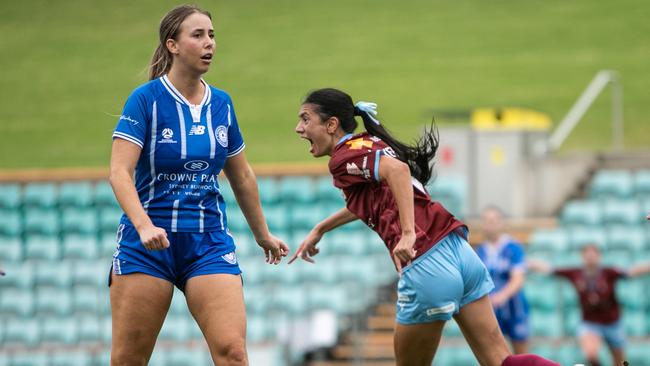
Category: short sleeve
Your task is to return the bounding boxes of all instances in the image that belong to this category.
[553,268,577,280]
[112,89,149,148]
[509,243,527,272]
[330,139,396,189]
[225,98,245,157]
[608,267,628,280]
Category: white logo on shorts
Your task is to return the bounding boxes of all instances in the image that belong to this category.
[222,251,237,264]
[425,302,456,316]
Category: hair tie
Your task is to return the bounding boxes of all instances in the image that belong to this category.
[354,101,380,125]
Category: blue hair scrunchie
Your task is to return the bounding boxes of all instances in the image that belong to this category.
[354,101,380,125]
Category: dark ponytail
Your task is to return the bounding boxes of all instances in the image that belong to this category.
[303,88,439,185]
[149,5,212,80]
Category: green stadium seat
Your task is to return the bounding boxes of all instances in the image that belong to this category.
[225,207,248,233]
[0,289,34,317]
[329,231,370,255]
[247,315,270,342]
[99,232,119,256]
[589,170,634,199]
[289,203,334,231]
[530,345,557,363]
[35,261,73,288]
[73,260,108,287]
[428,176,466,217]
[166,348,210,366]
[622,309,646,336]
[272,287,308,315]
[244,285,273,315]
[315,175,344,204]
[450,346,477,366]
[61,207,99,234]
[555,344,583,366]
[4,318,40,346]
[41,317,79,344]
[560,281,579,309]
[93,180,118,207]
[627,342,650,366]
[159,315,192,341]
[50,351,93,366]
[562,307,580,336]
[24,235,61,261]
[568,227,606,250]
[77,316,101,342]
[257,177,280,205]
[0,237,23,262]
[634,170,650,197]
[601,249,630,267]
[617,279,646,310]
[217,178,237,206]
[553,250,582,267]
[62,233,99,260]
[23,182,57,208]
[278,176,316,204]
[0,262,34,289]
[442,319,463,337]
[524,280,560,311]
[72,285,101,314]
[0,209,22,237]
[239,258,264,285]
[0,184,21,209]
[231,232,255,258]
[606,225,646,251]
[100,316,112,343]
[9,352,49,366]
[308,285,348,313]
[99,206,123,233]
[339,259,379,287]
[58,181,93,208]
[530,312,562,337]
[561,200,602,227]
[602,199,642,226]
[23,208,59,235]
[263,205,290,232]
[36,287,73,315]
[528,228,570,252]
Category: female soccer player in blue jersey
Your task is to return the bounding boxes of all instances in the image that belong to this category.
[109,5,288,365]
[289,88,559,366]
[477,206,530,354]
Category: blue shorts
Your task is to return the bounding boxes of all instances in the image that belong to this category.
[110,224,241,291]
[396,231,494,324]
[578,320,626,349]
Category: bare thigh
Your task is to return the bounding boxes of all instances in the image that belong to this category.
[110,273,174,366]
[453,295,511,366]
[184,274,248,366]
[394,320,445,366]
[578,331,602,360]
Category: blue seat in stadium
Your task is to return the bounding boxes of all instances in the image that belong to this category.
[561,199,602,227]
[62,233,99,260]
[93,180,119,207]
[58,181,93,208]
[257,176,280,205]
[272,287,308,315]
[289,203,336,231]
[165,348,210,366]
[530,345,558,364]
[560,281,579,310]
[428,175,466,217]
[0,237,23,262]
[589,169,634,199]
[23,208,60,235]
[216,178,237,206]
[9,352,49,366]
[24,235,61,261]
[73,260,108,287]
[329,231,370,255]
[99,232,119,256]
[159,315,192,341]
[36,287,73,316]
[568,227,606,251]
[617,279,646,310]
[555,344,583,366]
[239,257,265,285]
[524,280,560,312]
[50,351,93,366]
[606,225,646,251]
[634,169,650,197]
[278,176,316,204]
[315,175,344,204]
[0,184,21,209]
[247,314,270,342]
[35,261,73,288]
[61,207,99,235]
[243,285,273,315]
[72,285,101,314]
[622,309,646,337]
[0,209,22,237]
[528,228,570,253]
[99,206,123,233]
[449,346,477,366]
[0,354,7,366]
[262,205,290,232]
[0,262,34,289]
[602,199,642,226]
[225,207,248,233]
[442,319,463,338]
[23,182,57,208]
[0,289,34,317]
[100,316,112,343]
[41,317,79,344]
[4,318,40,346]
[627,342,650,366]
[530,312,562,337]
[94,350,111,366]
[77,316,101,343]
[308,285,349,314]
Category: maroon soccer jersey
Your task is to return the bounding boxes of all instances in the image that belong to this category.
[328,132,466,270]
[553,267,627,324]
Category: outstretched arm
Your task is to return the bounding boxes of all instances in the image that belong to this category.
[628,262,650,277]
[224,152,288,264]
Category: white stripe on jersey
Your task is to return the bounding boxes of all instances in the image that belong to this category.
[198,199,205,233]
[227,143,246,157]
[160,76,185,105]
[171,199,180,232]
[227,104,232,127]
[412,177,426,194]
[144,101,158,212]
[206,104,216,159]
[112,132,144,148]
[176,102,187,159]
[214,184,225,231]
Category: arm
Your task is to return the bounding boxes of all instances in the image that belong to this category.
[109,139,169,250]
[223,152,288,264]
[378,156,416,271]
[491,270,526,307]
[627,262,650,278]
[288,207,358,264]
[527,258,554,275]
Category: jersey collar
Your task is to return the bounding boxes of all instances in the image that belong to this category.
[160,74,211,108]
[337,134,354,145]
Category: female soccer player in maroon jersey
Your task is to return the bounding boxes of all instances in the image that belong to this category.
[529,243,650,366]
[289,88,559,366]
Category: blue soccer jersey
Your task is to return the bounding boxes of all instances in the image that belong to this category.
[112,75,245,233]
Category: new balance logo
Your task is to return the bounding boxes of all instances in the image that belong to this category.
[189,125,205,135]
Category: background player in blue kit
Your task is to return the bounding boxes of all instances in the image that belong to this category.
[109,5,288,365]
[476,206,530,354]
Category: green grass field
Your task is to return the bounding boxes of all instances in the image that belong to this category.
[1,0,648,169]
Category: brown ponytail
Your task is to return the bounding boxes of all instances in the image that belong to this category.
[148,4,212,80]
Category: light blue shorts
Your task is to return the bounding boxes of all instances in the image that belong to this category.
[396,231,494,324]
[110,224,241,291]
[578,320,626,349]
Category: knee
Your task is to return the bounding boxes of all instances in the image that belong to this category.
[217,341,247,365]
[111,351,147,366]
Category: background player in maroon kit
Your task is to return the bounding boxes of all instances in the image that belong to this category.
[289,88,559,366]
[529,243,650,366]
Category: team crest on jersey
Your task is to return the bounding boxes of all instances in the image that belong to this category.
[216,126,228,147]
[222,251,237,264]
[346,138,373,150]
[346,162,372,179]
[159,128,177,144]
[189,125,205,135]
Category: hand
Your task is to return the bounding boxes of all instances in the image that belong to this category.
[288,229,323,264]
[392,232,417,273]
[490,292,508,307]
[137,225,170,251]
[257,234,289,265]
